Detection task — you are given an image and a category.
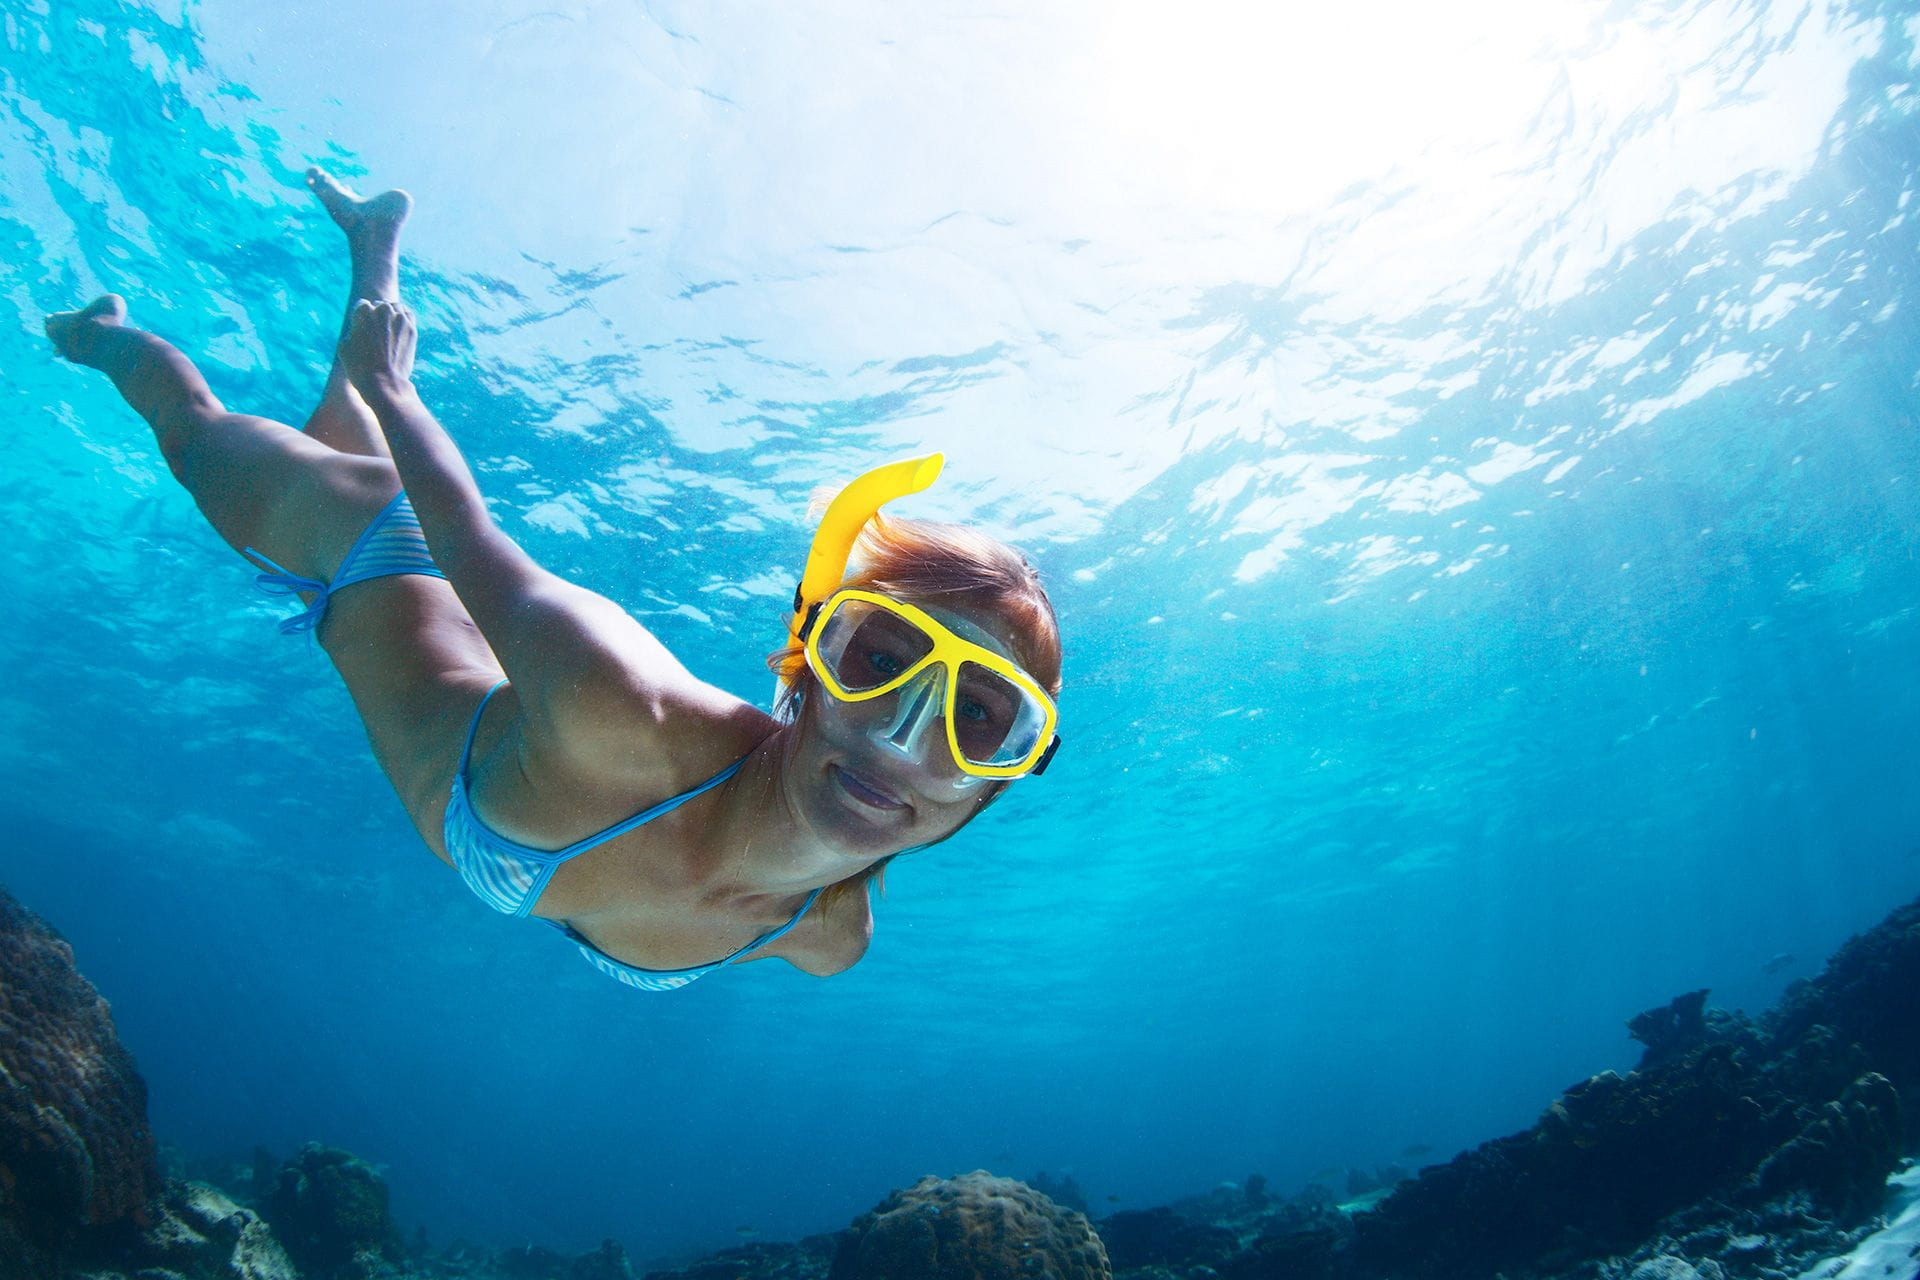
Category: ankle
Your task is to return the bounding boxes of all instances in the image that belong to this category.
[66,317,120,367]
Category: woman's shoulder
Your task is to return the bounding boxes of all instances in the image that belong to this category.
[531,661,775,787]
[507,581,777,766]
[765,880,874,978]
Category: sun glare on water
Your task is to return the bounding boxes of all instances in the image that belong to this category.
[1064,0,1872,274]
[1075,0,1594,216]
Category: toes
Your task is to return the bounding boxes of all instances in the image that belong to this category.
[307,167,358,214]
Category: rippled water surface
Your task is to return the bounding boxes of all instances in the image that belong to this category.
[2,0,1917,1262]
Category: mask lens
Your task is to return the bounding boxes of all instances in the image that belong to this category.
[954,661,1047,768]
[819,599,934,693]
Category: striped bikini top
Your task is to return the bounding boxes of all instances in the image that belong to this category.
[442,680,820,991]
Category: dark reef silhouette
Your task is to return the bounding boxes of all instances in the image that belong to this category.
[2,884,1916,1280]
[0,887,158,1273]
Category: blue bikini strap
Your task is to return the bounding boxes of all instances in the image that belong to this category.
[552,883,824,978]
[549,755,748,859]
[243,492,443,637]
[240,547,331,635]
[459,679,511,778]
[725,885,824,961]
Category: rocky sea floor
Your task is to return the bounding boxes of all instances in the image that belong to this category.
[4,886,1917,1280]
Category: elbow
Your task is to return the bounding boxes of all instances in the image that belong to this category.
[430,519,514,581]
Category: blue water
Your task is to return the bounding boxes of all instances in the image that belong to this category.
[3,0,1917,1265]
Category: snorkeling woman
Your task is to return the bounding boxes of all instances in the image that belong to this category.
[43,169,1062,991]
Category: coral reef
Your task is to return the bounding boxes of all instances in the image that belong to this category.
[133,1179,300,1280]
[639,1236,837,1280]
[1087,893,1920,1280]
[1343,1050,1894,1273]
[2,878,1913,1280]
[1099,1208,1236,1273]
[829,1170,1110,1280]
[265,1142,405,1279]
[1336,896,1918,1280]
[481,1237,648,1280]
[0,885,157,1272]
[1767,896,1920,1146]
[1031,1169,1090,1215]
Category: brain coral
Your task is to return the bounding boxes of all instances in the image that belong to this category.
[0,885,157,1246]
[830,1170,1110,1280]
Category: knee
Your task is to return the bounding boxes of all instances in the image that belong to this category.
[154,395,223,480]
[158,432,195,485]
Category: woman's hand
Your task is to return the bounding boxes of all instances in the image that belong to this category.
[340,298,417,399]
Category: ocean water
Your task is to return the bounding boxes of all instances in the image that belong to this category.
[2,0,1917,1265]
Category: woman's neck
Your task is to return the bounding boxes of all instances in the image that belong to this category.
[699,723,878,903]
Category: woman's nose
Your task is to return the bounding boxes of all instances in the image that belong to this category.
[878,668,943,758]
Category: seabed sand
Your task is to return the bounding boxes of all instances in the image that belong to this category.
[1797,1164,1920,1280]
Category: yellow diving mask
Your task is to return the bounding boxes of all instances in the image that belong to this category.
[786,454,1062,780]
[800,589,1060,778]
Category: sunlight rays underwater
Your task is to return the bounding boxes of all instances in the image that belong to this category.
[2,0,1918,1260]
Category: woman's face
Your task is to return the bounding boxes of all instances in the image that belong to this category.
[785,600,1022,856]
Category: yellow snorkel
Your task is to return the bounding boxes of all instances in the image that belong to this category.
[778,451,1060,776]
[787,453,945,647]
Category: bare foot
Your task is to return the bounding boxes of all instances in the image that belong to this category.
[44,294,128,366]
[307,166,412,259]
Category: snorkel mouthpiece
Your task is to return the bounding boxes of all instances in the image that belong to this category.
[788,453,945,647]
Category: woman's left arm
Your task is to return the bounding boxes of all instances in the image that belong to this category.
[341,299,730,740]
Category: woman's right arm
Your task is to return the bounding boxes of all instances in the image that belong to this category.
[340,300,746,746]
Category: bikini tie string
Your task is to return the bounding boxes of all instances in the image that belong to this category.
[241,546,330,636]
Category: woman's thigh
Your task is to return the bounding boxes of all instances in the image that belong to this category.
[320,574,505,863]
[173,412,392,582]
[182,415,505,862]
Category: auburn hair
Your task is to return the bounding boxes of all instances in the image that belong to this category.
[766,513,1061,908]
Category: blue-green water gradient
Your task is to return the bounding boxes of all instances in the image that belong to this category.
[2,0,1916,1264]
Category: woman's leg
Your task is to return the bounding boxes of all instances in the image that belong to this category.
[43,295,387,582]
[300,167,411,460]
[45,293,499,853]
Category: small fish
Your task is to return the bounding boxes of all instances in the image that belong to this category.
[1401,1144,1432,1159]
[1762,953,1796,976]
[735,1226,757,1236]
[1106,1195,1120,1203]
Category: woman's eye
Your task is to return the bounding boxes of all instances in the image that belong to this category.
[958,699,989,723]
[866,649,905,677]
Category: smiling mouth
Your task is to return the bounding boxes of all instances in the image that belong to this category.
[831,763,908,813]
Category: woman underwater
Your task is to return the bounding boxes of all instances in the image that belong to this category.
[44,169,1062,991]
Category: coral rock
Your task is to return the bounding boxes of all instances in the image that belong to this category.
[1628,990,1712,1067]
[1626,1256,1706,1280]
[571,1238,637,1280]
[264,1143,401,1279]
[0,885,158,1254]
[1768,897,1920,1145]
[830,1171,1110,1280]
[1747,1071,1902,1217]
[139,1180,300,1280]
[1098,1207,1236,1272]
[1345,894,1920,1280]
[640,1234,839,1280]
